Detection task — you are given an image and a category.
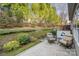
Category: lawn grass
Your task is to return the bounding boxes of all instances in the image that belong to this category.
[0,27,52,35]
[0,28,35,35]
[1,40,41,56]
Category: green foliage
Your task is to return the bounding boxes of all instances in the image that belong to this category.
[0,3,61,28]
[0,28,35,35]
[51,29,57,36]
[31,3,61,26]
[17,34,30,45]
[30,29,51,39]
[32,3,40,16]
[1,39,41,56]
[3,40,20,51]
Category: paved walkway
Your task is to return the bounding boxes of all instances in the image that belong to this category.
[17,40,76,56]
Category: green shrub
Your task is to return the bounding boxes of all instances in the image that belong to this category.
[3,40,20,51]
[17,34,30,45]
[51,29,57,36]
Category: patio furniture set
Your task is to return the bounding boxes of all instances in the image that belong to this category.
[46,32,73,48]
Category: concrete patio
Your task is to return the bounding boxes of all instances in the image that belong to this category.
[17,39,76,56]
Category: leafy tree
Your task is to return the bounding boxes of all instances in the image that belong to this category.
[0,3,62,28]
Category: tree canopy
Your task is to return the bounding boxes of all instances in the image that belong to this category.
[0,3,62,28]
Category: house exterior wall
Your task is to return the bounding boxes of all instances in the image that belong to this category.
[68,3,79,56]
[73,28,79,55]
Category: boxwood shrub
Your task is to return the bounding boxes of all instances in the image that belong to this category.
[17,34,30,45]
